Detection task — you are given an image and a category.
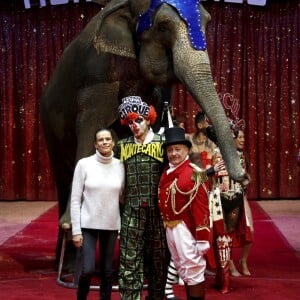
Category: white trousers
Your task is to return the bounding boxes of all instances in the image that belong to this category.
[166,221,209,285]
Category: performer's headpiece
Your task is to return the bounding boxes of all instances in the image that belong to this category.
[118,96,157,126]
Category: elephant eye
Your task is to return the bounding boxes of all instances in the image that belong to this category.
[157,21,169,32]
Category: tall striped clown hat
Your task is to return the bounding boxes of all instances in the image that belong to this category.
[118,96,157,126]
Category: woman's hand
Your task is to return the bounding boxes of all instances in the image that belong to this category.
[72,234,83,248]
[214,159,226,173]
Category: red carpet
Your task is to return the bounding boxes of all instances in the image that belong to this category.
[0,202,300,300]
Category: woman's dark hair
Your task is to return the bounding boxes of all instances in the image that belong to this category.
[194,111,205,127]
[233,129,239,139]
[206,125,218,144]
[232,128,243,139]
[94,128,113,141]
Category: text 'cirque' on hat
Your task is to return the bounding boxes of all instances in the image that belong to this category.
[118,96,150,120]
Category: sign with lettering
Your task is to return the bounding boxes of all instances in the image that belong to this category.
[219,92,246,129]
[24,0,267,9]
[202,0,266,5]
[24,0,92,9]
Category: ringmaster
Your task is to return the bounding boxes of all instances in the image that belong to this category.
[158,127,211,300]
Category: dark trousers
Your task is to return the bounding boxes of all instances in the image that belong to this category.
[77,228,118,300]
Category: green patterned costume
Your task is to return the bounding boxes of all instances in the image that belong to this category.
[117,133,169,300]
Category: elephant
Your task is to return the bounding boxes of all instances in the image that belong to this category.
[41,0,249,267]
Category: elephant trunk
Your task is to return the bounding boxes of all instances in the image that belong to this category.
[173,25,248,185]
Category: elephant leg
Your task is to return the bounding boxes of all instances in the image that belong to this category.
[58,82,120,226]
[75,82,120,160]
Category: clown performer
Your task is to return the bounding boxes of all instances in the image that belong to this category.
[158,127,211,300]
[209,122,253,294]
[116,96,169,300]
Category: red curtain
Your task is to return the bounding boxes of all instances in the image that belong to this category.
[0,2,100,201]
[173,1,300,199]
[0,1,299,201]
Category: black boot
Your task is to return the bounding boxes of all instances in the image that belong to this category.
[77,274,91,300]
[100,278,113,300]
[187,281,205,300]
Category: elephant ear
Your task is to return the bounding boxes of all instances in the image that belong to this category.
[199,4,211,33]
[93,0,136,59]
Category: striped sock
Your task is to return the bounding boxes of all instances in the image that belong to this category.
[165,259,178,299]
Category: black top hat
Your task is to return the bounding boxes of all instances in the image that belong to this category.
[163,127,192,149]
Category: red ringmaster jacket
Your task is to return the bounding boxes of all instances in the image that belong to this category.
[158,159,210,242]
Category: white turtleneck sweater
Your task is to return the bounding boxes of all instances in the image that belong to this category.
[71,150,125,236]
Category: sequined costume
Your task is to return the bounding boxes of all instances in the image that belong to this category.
[117,133,169,300]
[210,148,253,293]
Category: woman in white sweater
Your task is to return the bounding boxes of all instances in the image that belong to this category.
[71,128,125,300]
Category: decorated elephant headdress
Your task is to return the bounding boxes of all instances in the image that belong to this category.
[137,0,207,50]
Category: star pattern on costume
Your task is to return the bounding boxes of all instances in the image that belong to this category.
[209,190,223,221]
